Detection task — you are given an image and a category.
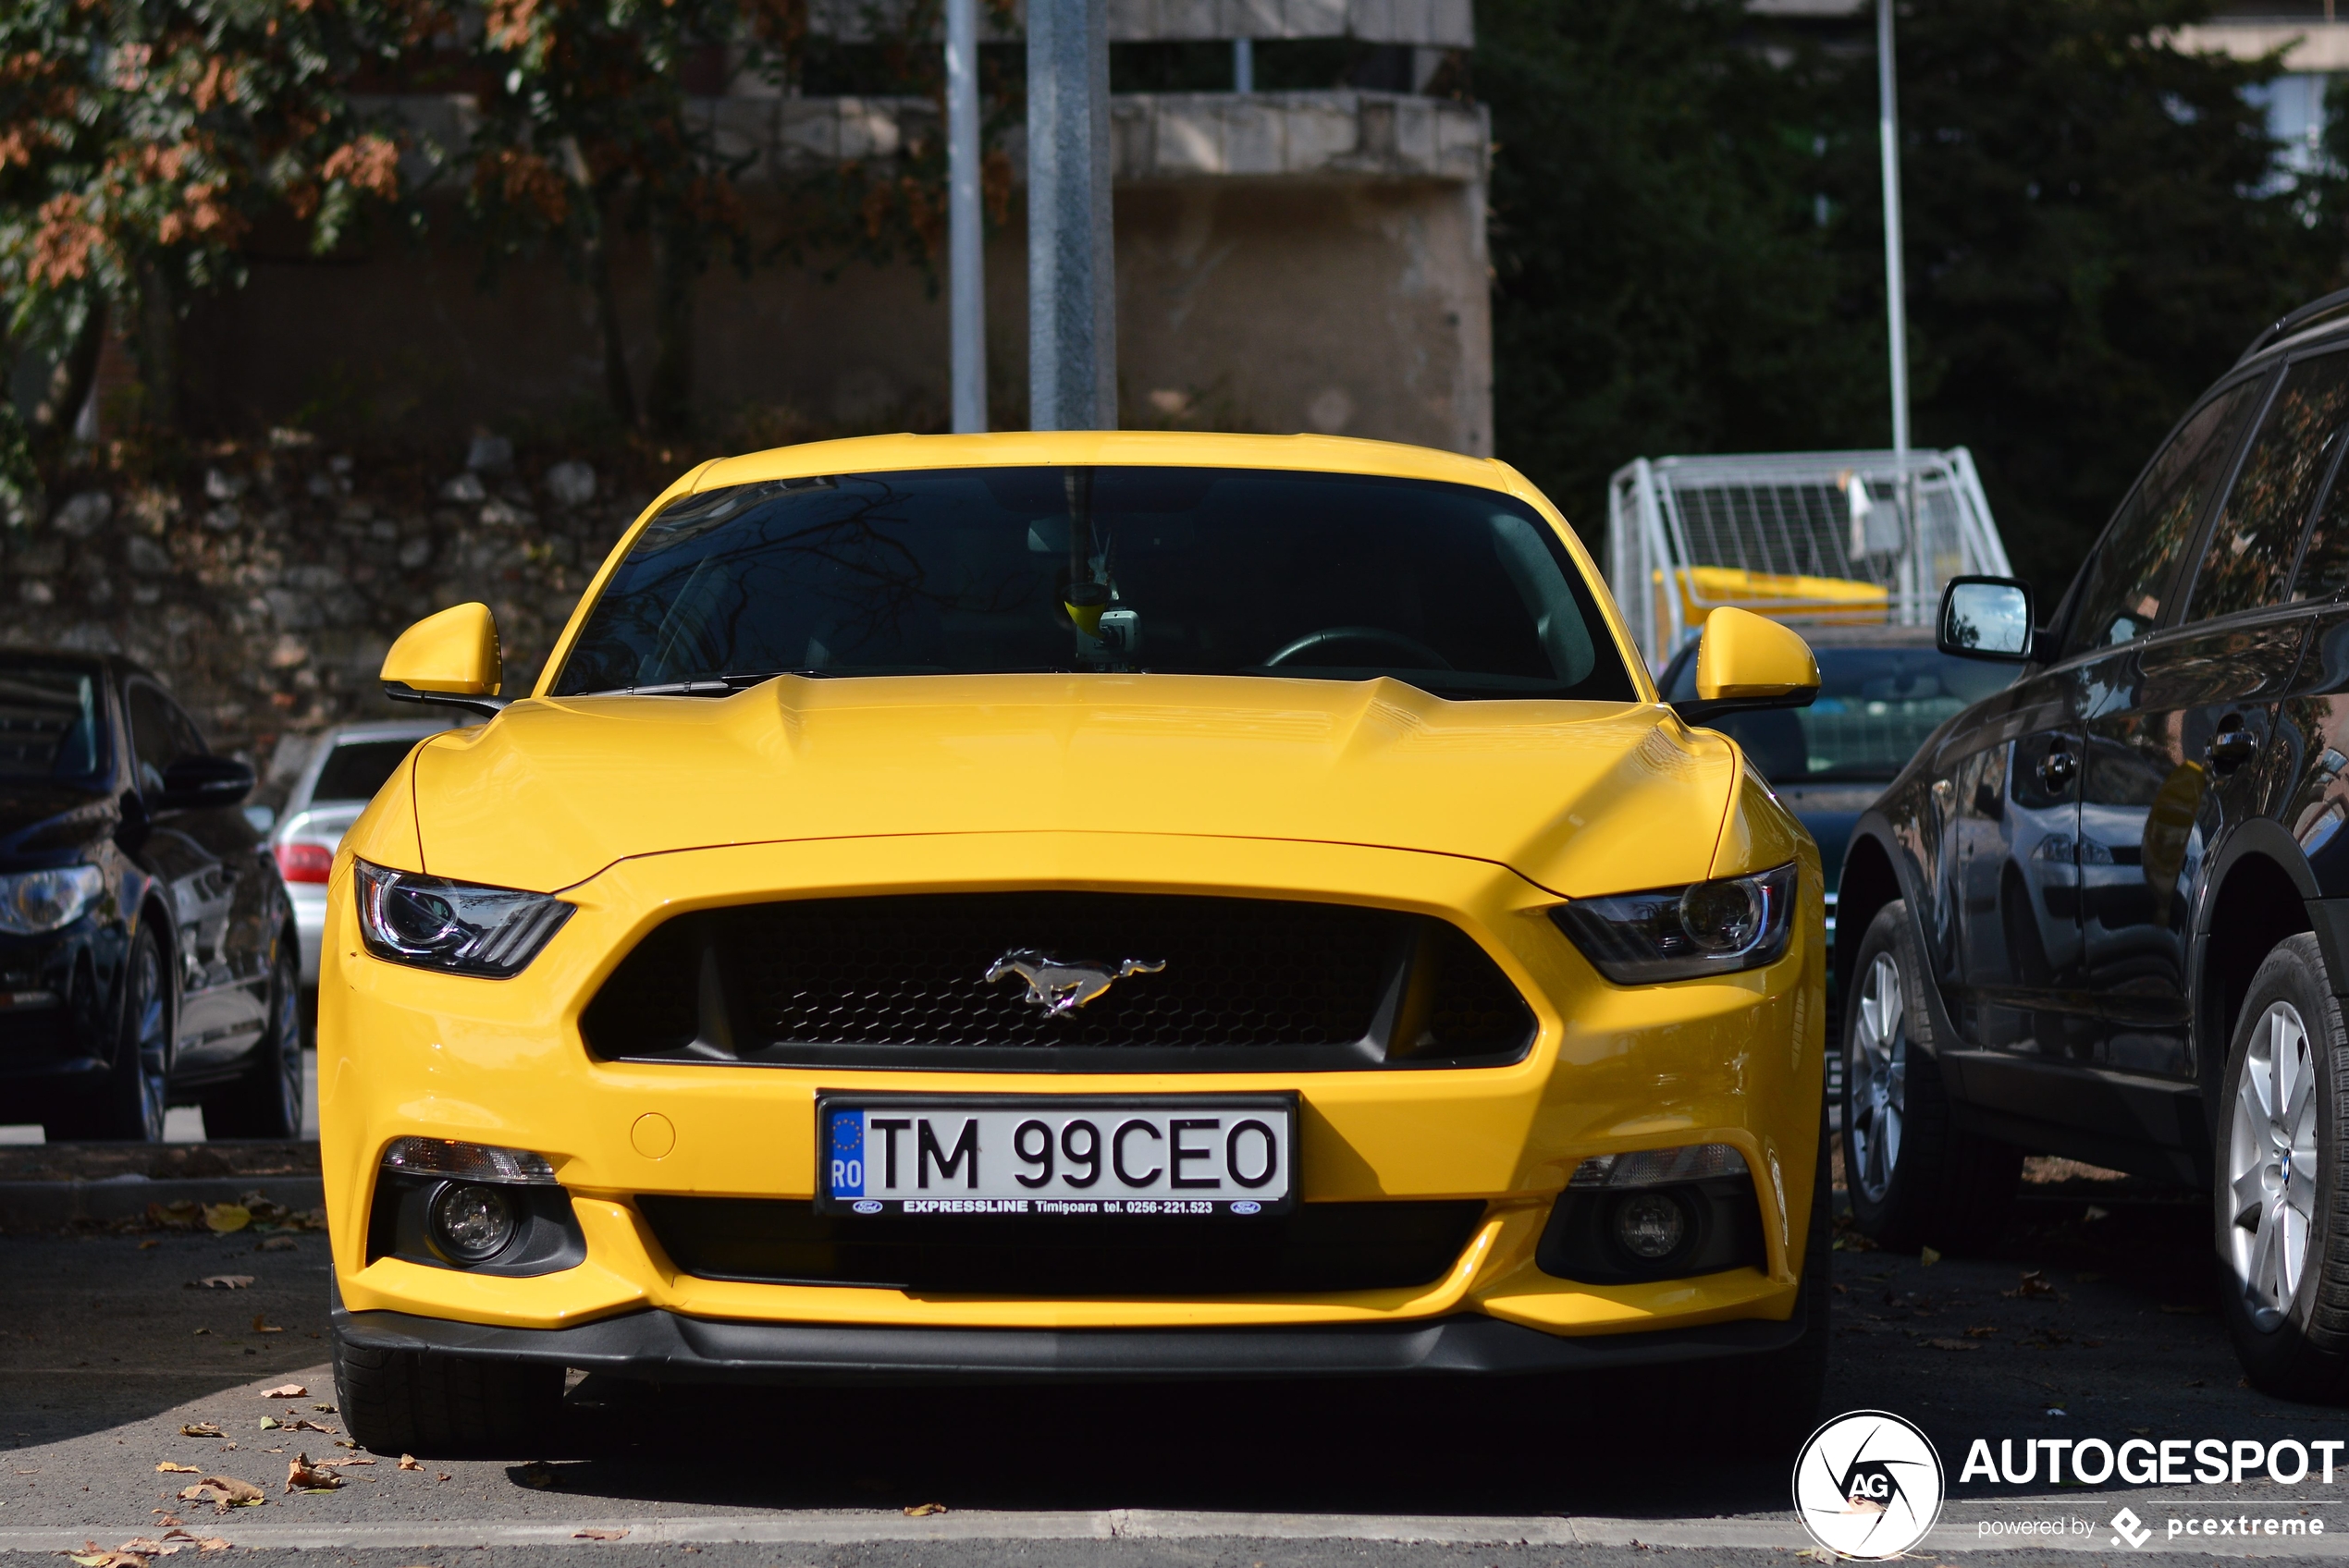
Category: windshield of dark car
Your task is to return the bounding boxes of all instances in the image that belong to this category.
[0,664,104,782]
[1666,642,2016,782]
[552,467,1638,703]
[308,740,423,805]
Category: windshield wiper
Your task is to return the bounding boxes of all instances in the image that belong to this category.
[598,670,836,697]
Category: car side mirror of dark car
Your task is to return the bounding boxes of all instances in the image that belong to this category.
[1937,577,2042,663]
[156,754,255,812]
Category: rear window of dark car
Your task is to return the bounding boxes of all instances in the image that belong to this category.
[309,740,420,805]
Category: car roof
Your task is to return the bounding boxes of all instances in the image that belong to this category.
[689,431,1518,496]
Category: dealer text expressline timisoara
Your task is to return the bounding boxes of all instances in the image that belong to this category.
[317,430,1832,1455]
[1848,285,2349,1401]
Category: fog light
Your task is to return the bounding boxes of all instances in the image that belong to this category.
[429,1182,518,1262]
[1614,1191,1688,1259]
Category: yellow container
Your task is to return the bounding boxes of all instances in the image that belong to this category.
[1654,565,1888,639]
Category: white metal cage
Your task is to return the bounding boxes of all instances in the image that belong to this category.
[1605,447,2011,673]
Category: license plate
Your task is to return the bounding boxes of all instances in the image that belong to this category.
[815,1093,1297,1218]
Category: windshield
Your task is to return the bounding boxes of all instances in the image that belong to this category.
[1667,642,2016,782]
[553,467,1637,703]
[0,662,105,783]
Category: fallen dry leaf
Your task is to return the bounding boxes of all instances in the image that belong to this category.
[203,1205,250,1235]
[1964,1325,1999,1338]
[398,1454,422,1472]
[195,1278,252,1292]
[285,1454,343,1493]
[251,1317,282,1336]
[258,1386,306,1400]
[902,1502,948,1517]
[333,1440,358,1451]
[155,1537,228,1556]
[312,1404,337,1415]
[175,1476,264,1514]
[257,1419,281,1431]
[572,1529,628,1541]
[286,1419,334,1435]
[149,1517,183,1528]
[257,1238,297,1252]
[1919,1245,1941,1267]
[2001,1269,2057,1300]
[111,1539,181,1557]
[317,1458,375,1468]
[139,1240,159,1250]
[64,1546,151,1568]
[178,1426,222,1439]
[1924,1337,1983,1352]
[154,1464,202,1475]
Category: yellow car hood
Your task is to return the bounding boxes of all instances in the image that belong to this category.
[400,673,1740,897]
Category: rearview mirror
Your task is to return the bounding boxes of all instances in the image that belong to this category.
[382,602,509,718]
[157,754,255,811]
[1938,577,2035,662]
[1675,606,1820,724]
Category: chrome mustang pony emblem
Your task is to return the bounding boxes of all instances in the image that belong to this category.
[985,949,1165,1016]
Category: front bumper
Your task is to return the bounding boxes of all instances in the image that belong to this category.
[333,1296,1814,1383]
[321,828,1825,1349]
[0,918,120,1081]
[289,885,327,986]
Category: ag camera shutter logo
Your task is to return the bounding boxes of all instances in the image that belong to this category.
[1793,1410,1946,1559]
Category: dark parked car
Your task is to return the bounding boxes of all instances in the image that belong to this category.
[1840,286,2349,1396]
[0,653,300,1140]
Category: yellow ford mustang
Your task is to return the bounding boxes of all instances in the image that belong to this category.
[319,431,1828,1455]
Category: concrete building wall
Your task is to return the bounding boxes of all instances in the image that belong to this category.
[183,91,1493,456]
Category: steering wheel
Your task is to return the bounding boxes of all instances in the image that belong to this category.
[1261,625,1455,670]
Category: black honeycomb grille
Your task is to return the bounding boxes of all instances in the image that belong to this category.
[581,891,1534,1072]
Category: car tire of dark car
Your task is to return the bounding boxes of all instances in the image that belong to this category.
[2215,935,2349,1402]
[1841,901,2020,1255]
[332,1325,566,1457]
[43,926,170,1143]
[201,950,304,1141]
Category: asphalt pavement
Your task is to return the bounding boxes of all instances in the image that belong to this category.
[0,1178,2344,1565]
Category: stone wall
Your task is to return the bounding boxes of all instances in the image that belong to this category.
[0,438,660,798]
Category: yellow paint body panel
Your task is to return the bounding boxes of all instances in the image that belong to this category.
[324,430,1825,1350]
[381,602,503,697]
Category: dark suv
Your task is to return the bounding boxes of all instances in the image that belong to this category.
[1840,287,2349,1397]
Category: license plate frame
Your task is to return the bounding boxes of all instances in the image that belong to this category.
[814,1092,1299,1219]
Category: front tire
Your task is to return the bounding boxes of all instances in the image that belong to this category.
[333,1325,565,1457]
[1841,900,2019,1254]
[45,925,169,1142]
[2217,934,2349,1401]
[202,949,303,1141]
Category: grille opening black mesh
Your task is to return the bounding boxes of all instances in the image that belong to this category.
[636,1195,1487,1294]
[579,892,1534,1072]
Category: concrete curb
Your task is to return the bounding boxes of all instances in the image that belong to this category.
[0,1511,2337,1554]
[0,1175,324,1230]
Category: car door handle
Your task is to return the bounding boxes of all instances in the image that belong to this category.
[2208,727,2259,771]
[2037,749,2077,790]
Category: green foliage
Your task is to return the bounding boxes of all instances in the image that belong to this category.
[1482,0,2347,598]
[0,0,419,446]
[1833,0,2344,595]
[1480,0,1880,546]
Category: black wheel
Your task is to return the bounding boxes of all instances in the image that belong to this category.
[2215,934,2349,1401]
[45,925,169,1142]
[1841,900,2019,1254]
[202,949,303,1140]
[332,1323,564,1457]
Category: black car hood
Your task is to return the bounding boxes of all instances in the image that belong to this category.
[0,781,117,861]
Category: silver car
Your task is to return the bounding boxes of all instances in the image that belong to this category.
[270,719,465,985]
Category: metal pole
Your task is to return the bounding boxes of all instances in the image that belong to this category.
[1877,0,1910,462]
[1027,0,1117,430]
[1232,36,1254,92]
[947,0,986,433]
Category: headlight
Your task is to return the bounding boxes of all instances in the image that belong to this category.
[0,866,105,937]
[1551,863,1797,983]
[353,861,574,978]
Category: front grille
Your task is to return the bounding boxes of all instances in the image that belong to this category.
[582,892,1534,1072]
[636,1195,1488,1294]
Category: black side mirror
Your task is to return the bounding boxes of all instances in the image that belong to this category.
[1938,576,2040,663]
[156,754,255,811]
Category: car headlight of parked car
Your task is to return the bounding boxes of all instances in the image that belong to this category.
[1551,863,1797,984]
[0,865,105,937]
[353,861,574,978]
